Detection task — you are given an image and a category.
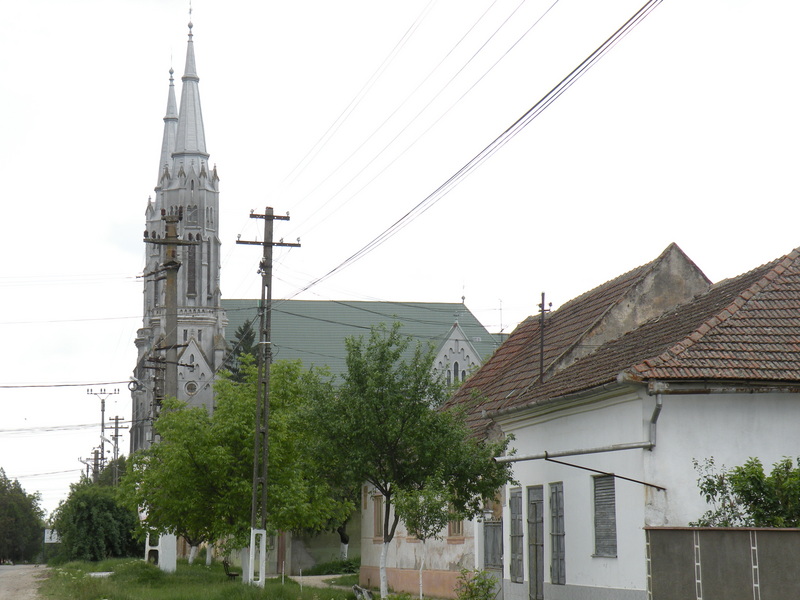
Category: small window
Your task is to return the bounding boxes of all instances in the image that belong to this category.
[448,518,464,538]
[453,361,460,382]
[183,329,188,342]
[593,475,617,557]
[373,495,384,539]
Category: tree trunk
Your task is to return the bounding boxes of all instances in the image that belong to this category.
[337,524,350,560]
[206,542,213,566]
[419,541,426,600]
[380,541,389,599]
[188,545,198,565]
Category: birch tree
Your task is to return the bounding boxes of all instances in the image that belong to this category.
[310,323,513,598]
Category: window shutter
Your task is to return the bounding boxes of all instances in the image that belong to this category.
[594,475,617,557]
[510,489,524,582]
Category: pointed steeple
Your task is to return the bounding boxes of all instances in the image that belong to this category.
[156,68,178,190]
[174,20,208,159]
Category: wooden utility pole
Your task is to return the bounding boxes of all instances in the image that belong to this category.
[237,207,300,530]
[144,208,195,440]
[236,207,299,585]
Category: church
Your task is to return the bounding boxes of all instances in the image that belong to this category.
[130,19,228,454]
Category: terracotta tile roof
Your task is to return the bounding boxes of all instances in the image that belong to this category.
[496,250,799,418]
[449,246,800,433]
[445,245,689,434]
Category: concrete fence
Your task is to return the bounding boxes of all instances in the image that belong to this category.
[646,527,800,599]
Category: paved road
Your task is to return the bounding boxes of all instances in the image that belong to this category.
[0,565,46,599]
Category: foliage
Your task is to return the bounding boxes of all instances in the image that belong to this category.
[42,558,357,600]
[0,468,44,563]
[454,569,499,600]
[692,456,800,527]
[308,322,514,597]
[303,555,360,575]
[394,476,453,543]
[121,357,354,554]
[224,319,258,382]
[95,455,128,488]
[51,479,141,562]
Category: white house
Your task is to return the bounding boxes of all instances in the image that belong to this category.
[366,243,800,599]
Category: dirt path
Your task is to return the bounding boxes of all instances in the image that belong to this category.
[0,565,47,599]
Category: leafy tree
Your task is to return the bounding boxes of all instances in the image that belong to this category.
[224,319,258,382]
[0,468,44,563]
[692,456,800,527]
[121,357,353,559]
[52,479,140,561]
[394,475,454,599]
[309,323,514,598]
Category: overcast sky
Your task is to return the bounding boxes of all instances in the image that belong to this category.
[2,0,799,516]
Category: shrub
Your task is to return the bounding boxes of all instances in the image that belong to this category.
[455,569,498,600]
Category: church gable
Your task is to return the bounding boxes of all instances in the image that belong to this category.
[177,338,213,402]
[435,322,482,387]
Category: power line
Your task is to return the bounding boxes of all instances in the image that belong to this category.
[0,381,130,389]
[286,0,664,299]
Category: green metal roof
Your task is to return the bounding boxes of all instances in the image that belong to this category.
[221,299,503,380]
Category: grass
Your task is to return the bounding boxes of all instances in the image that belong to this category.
[323,574,359,587]
[40,558,359,600]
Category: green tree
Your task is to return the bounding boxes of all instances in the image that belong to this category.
[224,319,257,382]
[52,479,140,561]
[0,468,44,563]
[121,357,353,558]
[310,323,513,598]
[394,475,454,599]
[692,456,800,527]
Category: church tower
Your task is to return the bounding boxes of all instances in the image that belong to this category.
[131,20,227,452]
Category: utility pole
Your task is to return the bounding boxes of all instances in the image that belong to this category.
[144,208,195,441]
[109,416,123,486]
[87,388,118,470]
[236,207,299,585]
[538,292,552,383]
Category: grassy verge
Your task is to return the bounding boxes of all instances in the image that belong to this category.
[318,573,359,587]
[40,559,358,600]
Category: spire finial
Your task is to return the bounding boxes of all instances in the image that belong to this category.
[188,1,193,33]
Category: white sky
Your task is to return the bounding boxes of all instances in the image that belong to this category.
[2,0,799,516]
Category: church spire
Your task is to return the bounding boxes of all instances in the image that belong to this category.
[156,68,178,189]
[173,19,208,159]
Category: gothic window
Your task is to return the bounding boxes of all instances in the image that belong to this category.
[187,243,197,296]
[454,361,460,383]
[186,204,198,225]
[206,240,212,298]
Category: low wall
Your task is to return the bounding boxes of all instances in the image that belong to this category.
[360,565,461,598]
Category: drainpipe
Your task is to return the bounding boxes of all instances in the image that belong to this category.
[495,389,664,464]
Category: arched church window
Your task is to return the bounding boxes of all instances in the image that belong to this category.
[454,362,460,383]
[186,205,198,225]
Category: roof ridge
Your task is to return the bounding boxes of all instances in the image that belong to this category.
[629,248,800,375]
[539,243,691,382]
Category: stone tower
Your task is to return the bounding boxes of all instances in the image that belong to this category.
[131,20,227,453]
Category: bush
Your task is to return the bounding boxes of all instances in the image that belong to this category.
[304,555,360,575]
[455,569,498,600]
